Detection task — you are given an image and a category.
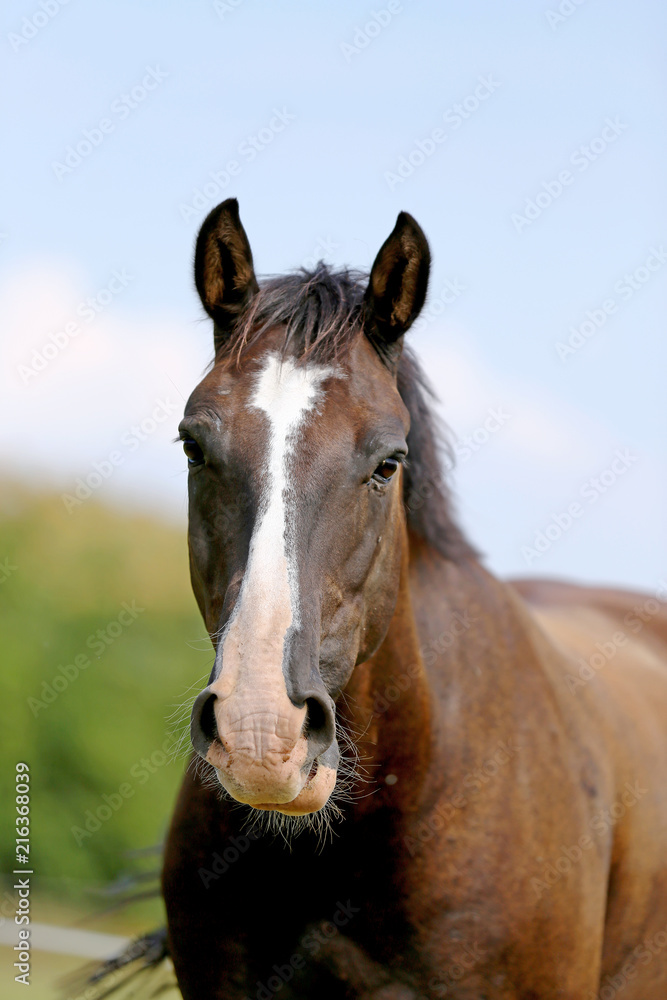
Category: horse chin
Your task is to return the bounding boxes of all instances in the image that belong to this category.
[250,763,337,816]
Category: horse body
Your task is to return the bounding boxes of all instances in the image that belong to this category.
[163,200,667,999]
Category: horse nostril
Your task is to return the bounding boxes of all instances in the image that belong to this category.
[304,694,335,757]
[305,697,327,736]
[190,689,218,759]
[200,693,217,743]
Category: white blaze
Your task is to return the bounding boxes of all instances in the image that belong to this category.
[216,354,336,699]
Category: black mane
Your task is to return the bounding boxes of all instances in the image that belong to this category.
[215,263,475,562]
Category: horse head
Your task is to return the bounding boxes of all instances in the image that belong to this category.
[186,198,430,817]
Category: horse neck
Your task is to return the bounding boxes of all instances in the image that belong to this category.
[339,529,546,814]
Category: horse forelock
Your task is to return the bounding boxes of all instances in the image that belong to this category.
[208,263,475,563]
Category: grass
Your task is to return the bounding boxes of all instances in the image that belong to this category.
[0,479,209,907]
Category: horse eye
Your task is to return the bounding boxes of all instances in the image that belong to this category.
[373,458,400,483]
[182,437,204,468]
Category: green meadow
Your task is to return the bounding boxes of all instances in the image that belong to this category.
[0,480,209,897]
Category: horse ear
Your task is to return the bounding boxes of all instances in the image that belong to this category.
[364,211,430,356]
[194,198,259,353]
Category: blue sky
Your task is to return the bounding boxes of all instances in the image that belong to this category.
[1,0,665,589]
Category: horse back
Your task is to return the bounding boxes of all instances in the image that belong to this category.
[511,577,667,647]
[510,576,667,739]
[511,576,667,997]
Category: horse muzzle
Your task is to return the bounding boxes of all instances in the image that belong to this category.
[190,682,338,813]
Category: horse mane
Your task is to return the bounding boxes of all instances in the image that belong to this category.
[214,263,476,562]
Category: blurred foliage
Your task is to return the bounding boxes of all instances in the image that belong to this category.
[0,481,211,894]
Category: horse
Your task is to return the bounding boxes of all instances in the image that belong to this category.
[162,198,667,999]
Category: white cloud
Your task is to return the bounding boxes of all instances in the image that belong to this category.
[0,261,211,517]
